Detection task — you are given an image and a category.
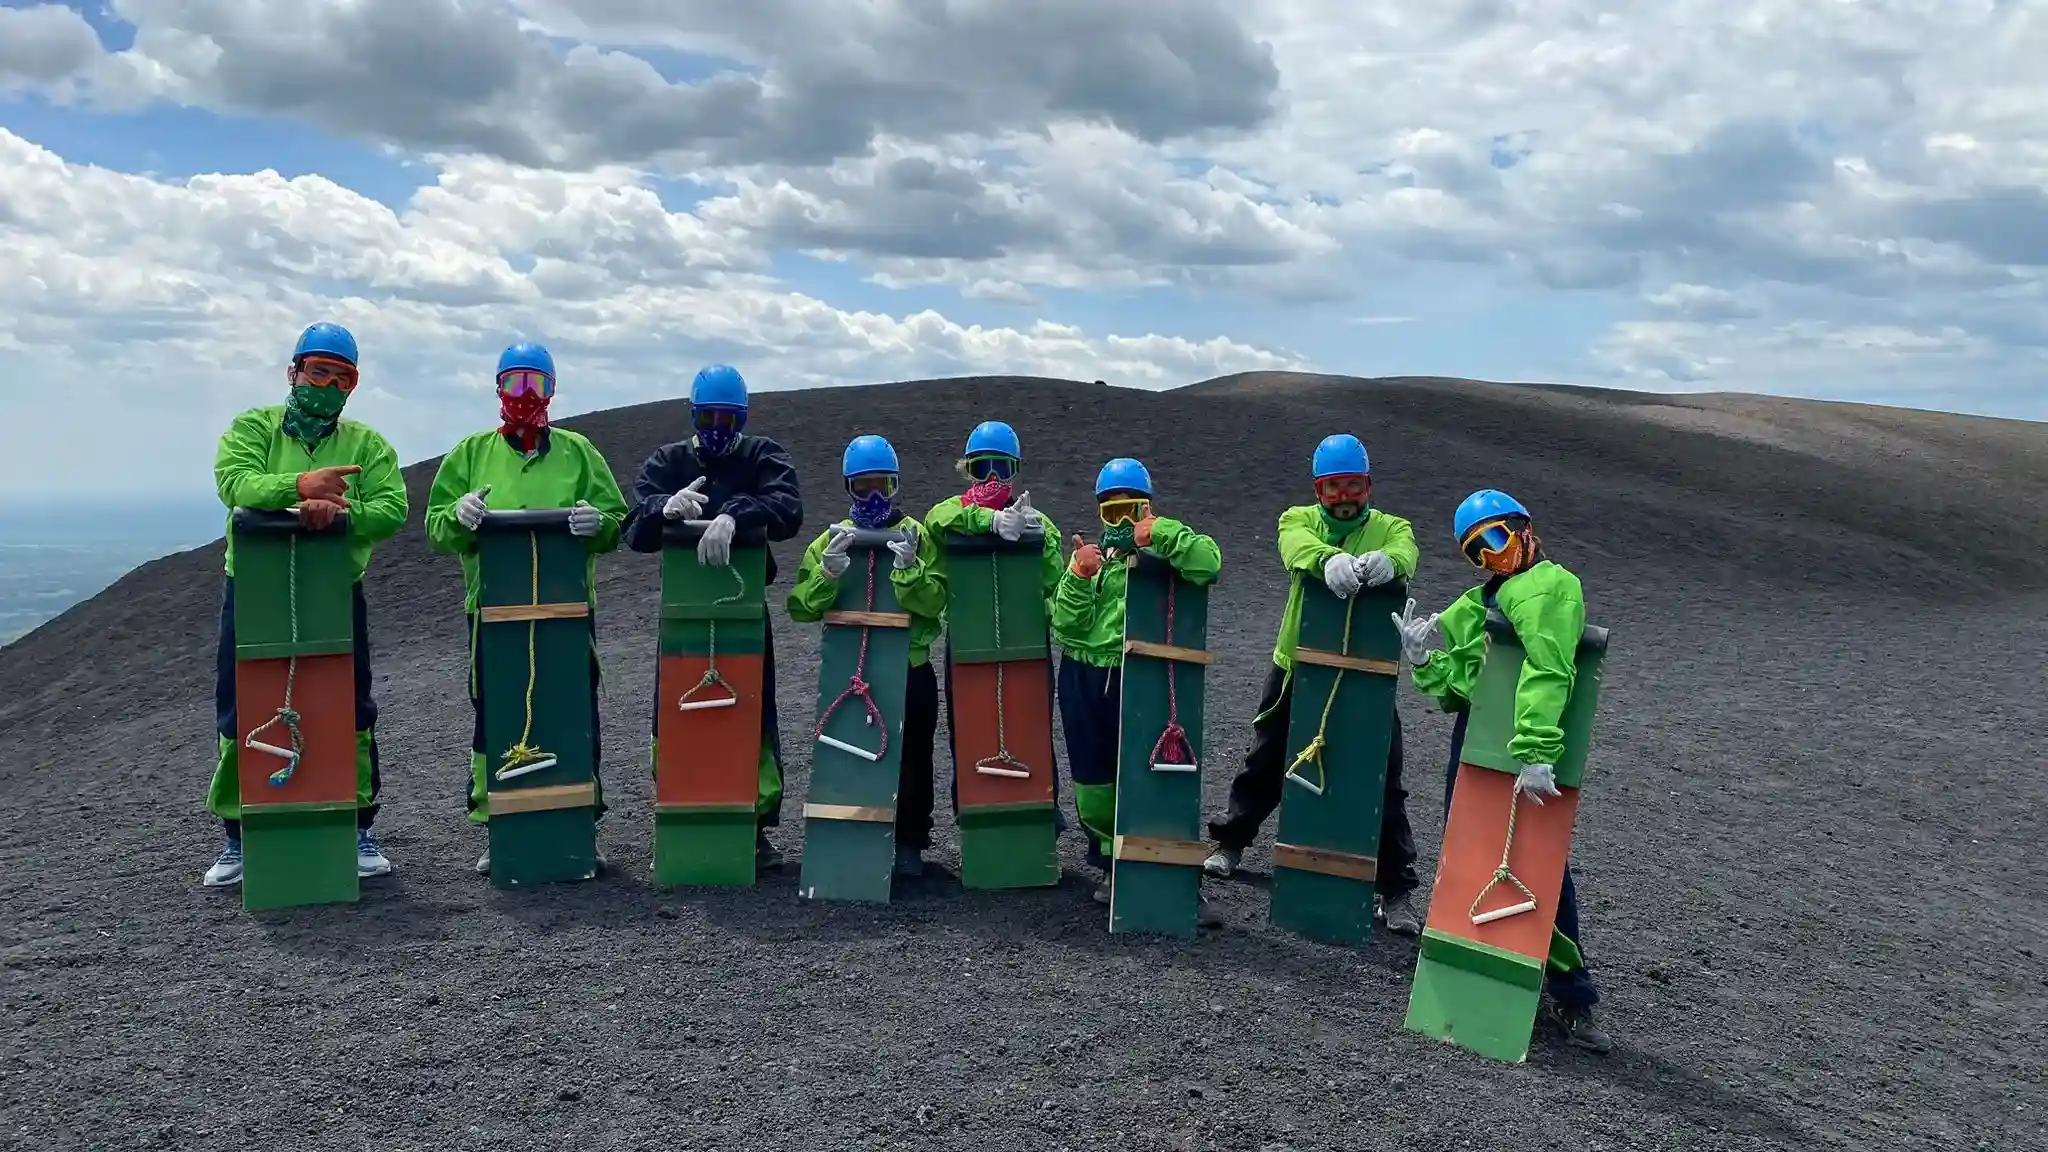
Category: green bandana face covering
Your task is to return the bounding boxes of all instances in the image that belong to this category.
[282,383,348,447]
[1319,501,1368,538]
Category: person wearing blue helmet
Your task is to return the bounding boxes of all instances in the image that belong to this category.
[1053,457,1222,920]
[1390,488,1613,1054]
[784,434,947,877]
[424,341,630,877]
[1202,433,1429,936]
[919,419,1070,834]
[621,364,804,869]
[201,322,410,888]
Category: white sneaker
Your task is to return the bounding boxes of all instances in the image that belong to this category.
[356,830,393,878]
[475,848,491,875]
[1202,846,1240,878]
[202,839,244,887]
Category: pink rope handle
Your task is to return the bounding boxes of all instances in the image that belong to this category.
[813,548,889,760]
[1147,576,1195,767]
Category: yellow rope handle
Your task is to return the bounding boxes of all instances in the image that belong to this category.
[1285,591,1357,794]
[498,531,552,776]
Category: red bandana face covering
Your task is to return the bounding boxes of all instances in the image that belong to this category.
[500,393,551,453]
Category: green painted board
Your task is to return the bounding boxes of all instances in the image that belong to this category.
[239,803,358,911]
[1458,613,1609,787]
[1109,552,1211,937]
[943,524,1059,889]
[1402,618,1611,1062]
[799,528,914,904]
[477,509,599,888]
[230,508,354,660]
[653,807,757,886]
[1271,577,1407,946]
[230,508,360,912]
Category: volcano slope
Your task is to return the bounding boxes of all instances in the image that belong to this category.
[1,373,2043,1151]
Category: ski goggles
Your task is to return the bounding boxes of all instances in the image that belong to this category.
[693,406,744,433]
[296,355,358,391]
[1314,474,1368,506]
[497,368,555,399]
[964,454,1018,482]
[1098,497,1149,526]
[1460,517,1521,567]
[847,473,897,499]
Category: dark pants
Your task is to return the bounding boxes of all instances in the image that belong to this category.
[1442,709,1599,1009]
[215,578,382,836]
[894,660,941,851]
[648,612,782,829]
[1208,662,1418,898]
[942,637,1066,826]
[468,611,606,820]
[1056,654,1120,871]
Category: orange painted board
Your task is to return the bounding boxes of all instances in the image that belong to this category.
[654,652,764,807]
[950,660,1055,808]
[235,653,358,807]
[1425,762,1581,964]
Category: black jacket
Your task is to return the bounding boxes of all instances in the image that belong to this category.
[621,435,805,583]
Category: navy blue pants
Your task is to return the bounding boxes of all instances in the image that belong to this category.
[468,611,607,820]
[215,578,382,836]
[1055,654,1120,872]
[1443,709,1598,1009]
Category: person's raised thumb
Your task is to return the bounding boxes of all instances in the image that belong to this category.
[334,465,361,475]
[1070,533,1084,549]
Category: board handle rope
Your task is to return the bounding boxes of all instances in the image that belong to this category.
[1147,575,1197,773]
[1469,785,1541,924]
[677,563,747,710]
[973,549,1031,778]
[495,531,559,781]
[245,532,305,786]
[814,547,889,762]
[1283,591,1358,797]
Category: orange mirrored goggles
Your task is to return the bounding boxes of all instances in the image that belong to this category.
[296,356,358,390]
[1460,518,1522,568]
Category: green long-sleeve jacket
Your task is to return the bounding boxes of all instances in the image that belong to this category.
[1051,517,1222,667]
[423,429,629,612]
[785,514,947,667]
[213,405,409,582]
[1411,559,1585,766]
[1268,504,1418,670]
[920,495,1065,622]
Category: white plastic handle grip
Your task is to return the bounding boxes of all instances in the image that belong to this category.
[1470,900,1538,925]
[1284,770,1324,796]
[676,698,737,711]
[495,757,556,781]
[817,734,881,762]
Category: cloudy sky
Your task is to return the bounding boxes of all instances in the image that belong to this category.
[1,0,2041,496]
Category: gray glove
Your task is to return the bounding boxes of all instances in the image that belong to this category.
[1391,597,1440,665]
[888,521,920,569]
[820,525,853,579]
[1357,550,1395,587]
[1515,762,1561,804]
[698,513,737,567]
[455,485,490,530]
[567,500,601,538]
[993,491,1038,542]
[663,476,708,520]
[1322,551,1361,598]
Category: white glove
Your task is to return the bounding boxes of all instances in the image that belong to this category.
[1322,551,1361,598]
[455,485,490,530]
[663,476,708,520]
[1356,550,1395,588]
[993,491,1038,541]
[888,521,920,570]
[1515,762,1561,804]
[698,513,736,567]
[1391,597,1440,665]
[567,500,601,538]
[820,525,853,579]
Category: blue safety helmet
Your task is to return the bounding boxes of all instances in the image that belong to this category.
[1095,457,1153,498]
[497,341,554,378]
[842,434,899,478]
[690,364,749,410]
[293,322,358,366]
[1311,434,1369,478]
[1453,489,1530,541]
[964,420,1021,459]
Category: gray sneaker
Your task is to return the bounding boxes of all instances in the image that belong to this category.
[1545,1001,1614,1054]
[475,848,491,875]
[756,831,784,870]
[1376,891,1422,936]
[202,839,244,887]
[1092,876,1113,904]
[1202,846,1241,878]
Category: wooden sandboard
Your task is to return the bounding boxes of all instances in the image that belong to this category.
[799,529,914,904]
